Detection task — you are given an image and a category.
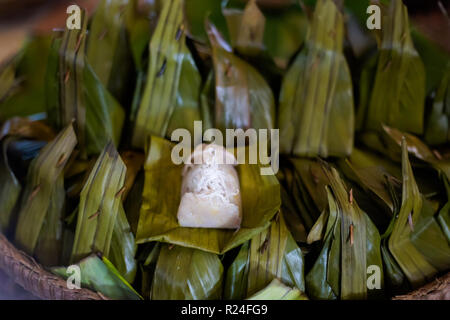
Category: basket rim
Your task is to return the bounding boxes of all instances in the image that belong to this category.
[0,232,106,300]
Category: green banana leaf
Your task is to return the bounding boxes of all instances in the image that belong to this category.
[52,254,141,300]
[356,0,425,134]
[224,212,306,300]
[71,142,127,264]
[14,124,77,256]
[33,173,65,266]
[381,126,450,182]
[277,157,329,232]
[124,0,158,72]
[151,244,223,300]
[109,205,137,284]
[135,135,281,254]
[207,22,275,132]
[424,64,450,146]
[0,35,52,120]
[87,0,134,105]
[183,0,230,45]
[306,165,383,300]
[278,0,354,158]
[387,139,450,288]
[247,278,307,300]
[140,242,161,300]
[47,9,125,156]
[0,137,22,234]
[132,0,202,148]
[224,0,266,57]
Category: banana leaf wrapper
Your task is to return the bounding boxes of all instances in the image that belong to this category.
[305,165,383,300]
[207,22,275,133]
[387,139,450,288]
[336,148,402,227]
[14,124,77,256]
[87,0,134,105]
[223,0,266,57]
[278,0,354,158]
[247,278,307,300]
[277,157,330,232]
[356,0,425,134]
[71,142,126,263]
[0,36,52,120]
[0,138,22,233]
[150,244,224,300]
[224,212,306,300]
[109,205,137,284]
[374,126,450,182]
[52,254,141,300]
[33,173,65,266]
[140,242,161,300]
[47,10,125,156]
[424,64,450,146]
[183,0,229,45]
[132,0,202,148]
[124,0,158,72]
[135,135,281,254]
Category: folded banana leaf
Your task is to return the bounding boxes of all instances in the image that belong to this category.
[305,165,383,300]
[0,137,22,234]
[247,278,307,300]
[224,0,266,57]
[47,9,125,156]
[277,157,329,232]
[135,135,280,254]
[280,185,308,243]
[109,205,137,284]
[132,0,202,148]
[278,0,354,158]
[14,124,77,257]
[0,35,52,120]
[380,126,450,182]
[356,0,425,134]
[52,254,141,300]
[336,148,402,227]
[183,0,229,45]
[87,0,134,105]
[71,142,127,264]
[33,173,65,266]
[124,0,157,72]
[387,139,450,288]
[150,244,224,300]
[140,242,161,300]
[207,22,275,132]
[224,212,306,300]
[424,64,450,146]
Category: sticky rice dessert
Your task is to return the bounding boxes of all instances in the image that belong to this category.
[177,144,242,229]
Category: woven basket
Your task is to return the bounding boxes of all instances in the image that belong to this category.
[0,233,105,300]
[1,232,448,300]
